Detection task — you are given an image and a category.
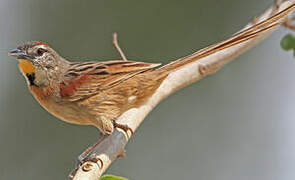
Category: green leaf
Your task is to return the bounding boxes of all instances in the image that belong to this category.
[281,34,295,51]
[99,174,128,180]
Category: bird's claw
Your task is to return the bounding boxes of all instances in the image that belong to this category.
[69,155,104,179]
[113,122,134,137]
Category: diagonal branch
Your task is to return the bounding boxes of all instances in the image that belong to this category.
[71,1,295,179]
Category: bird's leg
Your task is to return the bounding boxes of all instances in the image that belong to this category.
[69,122,133,179]
[78,132,106,163]
[112,32,128,61]
[113,121,134,137]
[69,134,107,179]
[77,122,133,163]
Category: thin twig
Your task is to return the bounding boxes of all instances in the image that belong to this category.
[113,33,127,61]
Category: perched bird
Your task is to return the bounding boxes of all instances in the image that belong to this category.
[8,3,295,163]
[8,41,169,134]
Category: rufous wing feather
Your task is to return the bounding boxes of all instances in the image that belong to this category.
[60,60,161,101]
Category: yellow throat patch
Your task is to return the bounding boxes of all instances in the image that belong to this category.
[18,59,35,74]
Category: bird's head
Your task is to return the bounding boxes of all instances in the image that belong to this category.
[9,41,68,86]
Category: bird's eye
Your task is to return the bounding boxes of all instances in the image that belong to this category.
[36,48,46,56]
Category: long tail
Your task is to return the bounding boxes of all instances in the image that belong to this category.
[155,2,295,75]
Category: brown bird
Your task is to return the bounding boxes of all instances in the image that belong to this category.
[8,3,295,163]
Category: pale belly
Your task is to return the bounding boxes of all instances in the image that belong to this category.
[29,86,96,126]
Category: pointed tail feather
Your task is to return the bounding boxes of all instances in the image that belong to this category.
[155,2,295,75]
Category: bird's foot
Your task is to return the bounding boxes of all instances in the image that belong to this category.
[69,134,107,179]
[113,121,134,137]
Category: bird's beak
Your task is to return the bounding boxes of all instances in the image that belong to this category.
[8,48,31,59]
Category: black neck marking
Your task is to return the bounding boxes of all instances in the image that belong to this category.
[26,73,36,86]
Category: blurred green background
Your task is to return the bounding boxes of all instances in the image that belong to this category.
[1,0,295,179]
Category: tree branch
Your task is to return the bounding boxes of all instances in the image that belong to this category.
[71,1,295,179]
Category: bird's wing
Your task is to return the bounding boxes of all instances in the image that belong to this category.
[59,60,161,101]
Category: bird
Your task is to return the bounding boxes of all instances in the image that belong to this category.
[8,41,168,134]
[8,2,295,164]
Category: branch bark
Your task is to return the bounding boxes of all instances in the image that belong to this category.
[71,1,295,179]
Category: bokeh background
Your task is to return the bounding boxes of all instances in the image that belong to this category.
[1,0,295,179]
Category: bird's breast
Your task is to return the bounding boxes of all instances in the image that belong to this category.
[29,85,94,126]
